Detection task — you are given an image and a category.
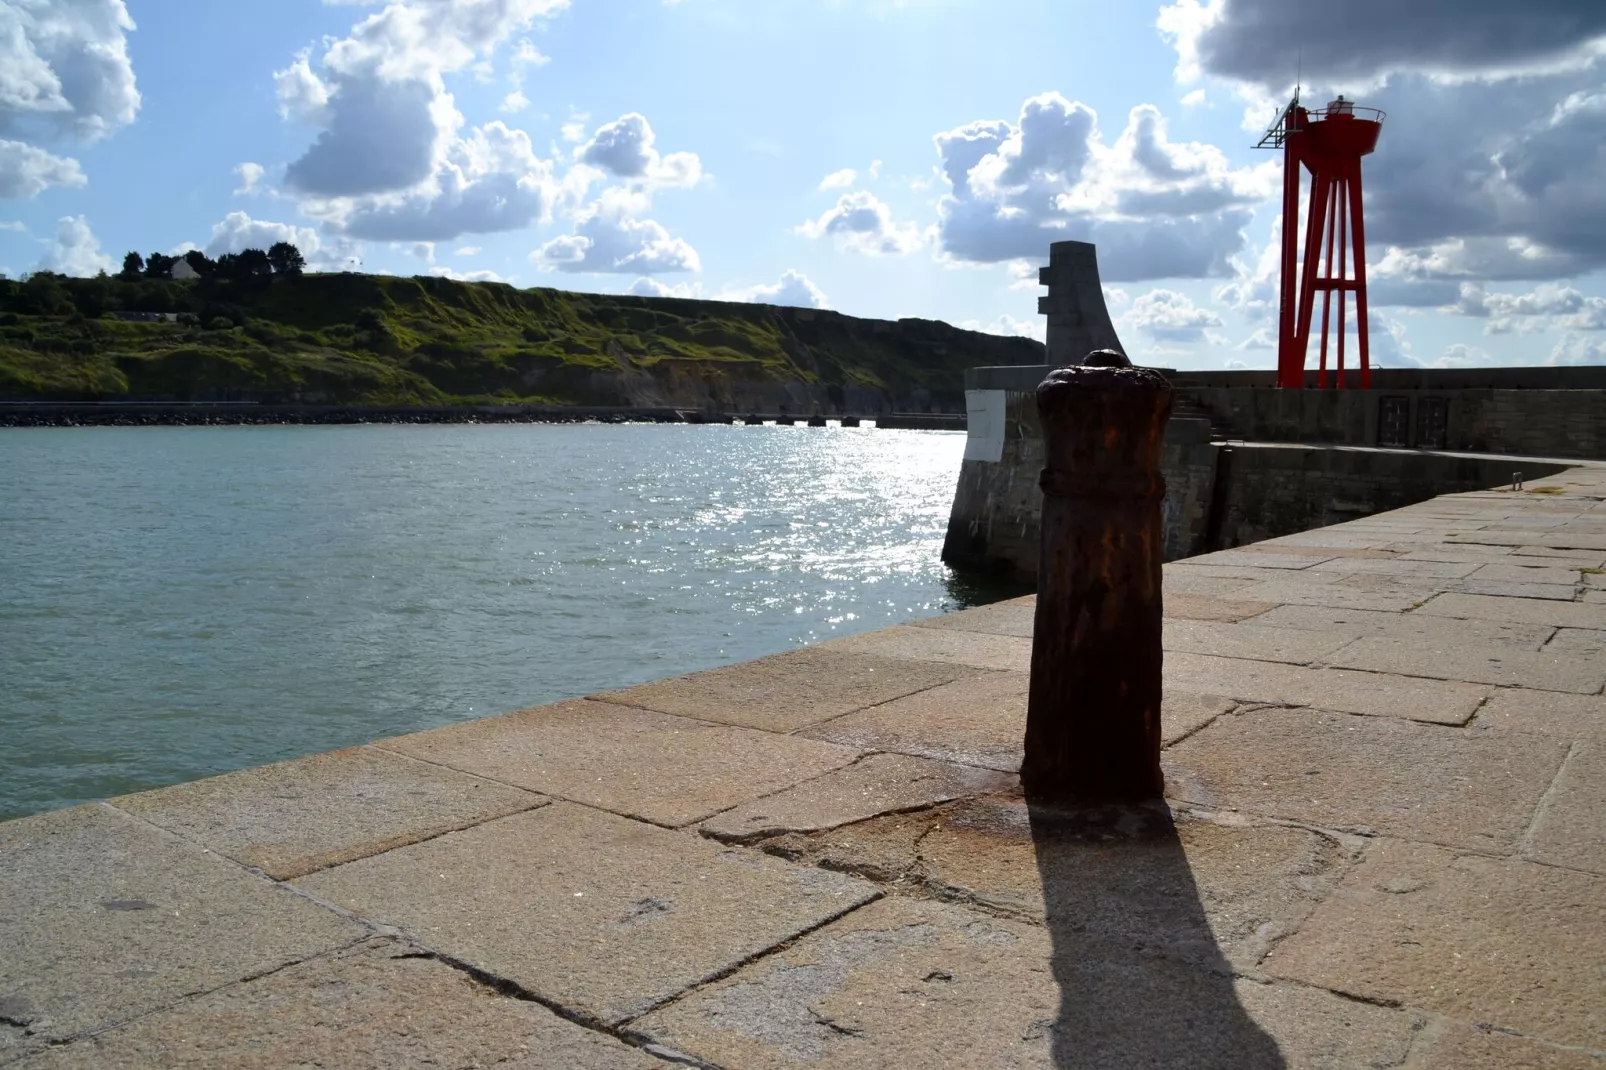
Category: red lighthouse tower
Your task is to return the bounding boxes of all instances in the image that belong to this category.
[1257,93,1385,389]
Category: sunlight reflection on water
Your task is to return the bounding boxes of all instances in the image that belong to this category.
[0,422,1016,818]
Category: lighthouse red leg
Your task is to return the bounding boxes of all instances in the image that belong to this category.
[1349,161,1372,388]
[1295,172,1332,387]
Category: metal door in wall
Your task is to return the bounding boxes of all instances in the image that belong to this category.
[1378,396,1410,447]
[1416,396,1449,450]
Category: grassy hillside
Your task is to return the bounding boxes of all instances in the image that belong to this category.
[0,270,1045,408]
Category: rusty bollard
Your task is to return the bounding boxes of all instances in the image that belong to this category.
[1022,350,1173,802]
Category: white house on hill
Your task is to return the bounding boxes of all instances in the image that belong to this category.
[170,259,199,280]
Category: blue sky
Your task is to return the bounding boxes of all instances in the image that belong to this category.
[2,0,1603,369]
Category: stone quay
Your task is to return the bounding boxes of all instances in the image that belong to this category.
[4,466,1606,1067]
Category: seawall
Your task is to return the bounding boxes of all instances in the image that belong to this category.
[942,364,1593,580]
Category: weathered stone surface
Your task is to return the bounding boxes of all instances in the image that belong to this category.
[1547,627,1606,657]
[800,670,1030,771]
[634,895,1417,1070]
[1228,579,1430,613]
[1160,571,1260,597]
[0,806,363,1050]
[800,672,1232,772]
[592,647,977,733]
[1245,603,1554,648]
[376,699,858,828]
[1474,688,1606,738]
[294,803,877,1026]
[1470,562,1585,586]
[1265,839,1606,1050]
[1416,1022,1606,1069]
[700,754,1014,842]
[1512,546,1606,567]
[1523,742,1606,875]
[823,624,1032,672]
[1161,593,1277,622]
[1164,652,1490,725]
[16,940,662,1070]
[112,746,545,880]
[1460,579,1582,601]
[1165,707,1569,851]
[1309,557,1482,579]
[908,601,1033,637]
[1328,636,1606,694]
[1191,550,1335,570]
[1162,619,1354,665]
[761,797,1348,972]
[1417,592,1606,630]
[1449,531,1606,551]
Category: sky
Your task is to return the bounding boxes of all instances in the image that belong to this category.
[1,0,1603,370]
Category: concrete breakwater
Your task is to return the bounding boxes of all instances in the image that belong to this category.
[943,363,1590,580]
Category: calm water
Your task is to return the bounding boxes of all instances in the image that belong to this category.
[0,423,1009,820]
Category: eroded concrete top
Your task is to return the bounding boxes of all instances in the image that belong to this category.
[4,467,1605,1068]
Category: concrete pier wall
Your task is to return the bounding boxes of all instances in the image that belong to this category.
[942,365,1579,581]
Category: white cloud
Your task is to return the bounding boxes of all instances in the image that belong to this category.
[818,168,856,191]
[1236,327,1274,349]
[1121,288,1224,341]
[0,220,28,233]
[35,214,110,276]
[1180,89,1208,108]
[0,139,85,198]
[798,190,923,256]
[560,118,587,143]
[931,93,1272,280]
[430,265,508,283]
[531,190,699,275]
[0,0,140,143]
[1452,281,1606,334]
[0,0,138,201]
[453,244,482,256]
[317,120,560,242]
[716,269,829,309]
[500,90,530,113]
[1550,334,1606,365]
[200,210,331,264]
[960,313,1046,342]
[275,0,567,200]
[233,162,265,196]
[408,241,434,262]
[629,277,702,298]
[575,112,703,189]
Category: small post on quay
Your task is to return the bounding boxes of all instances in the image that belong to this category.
[1022,350,1173,802]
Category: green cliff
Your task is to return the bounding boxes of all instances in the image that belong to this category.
[0,271,1044,410]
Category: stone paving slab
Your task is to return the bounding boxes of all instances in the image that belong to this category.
[1307,557,1483,579]
[1190,549,1335,570]
[798,670,1233,772]
[1523,742,1606,875]
[907,599,1033,637]
[1329,635,1606,694]
[633,894,1419,1070]
[293,803,878,1026]
[1245,603,1555,648]
[1157,569,1260,596]
[16,939,665,1070]
[592,646,977,733]
[1164,707,1569,852]
[821,624,1031,671]
[1159,591,1278,621]
[111,745,546,880]
[1264,838,1606,1051]
[1225,579,1431,612]
[1512,546,1606,566]
[375,699,859,828]
[1474,688,1606,739]
[1547,627,1606,657]
[700,753,1014,842]
[1417,592,1606,630]
[1460,578,1582,601]
[0,805,364,1055]
[1471,561,1586,586]
[1416,1023,1606,1070]
[1164,651,1491,724]
[756,797,1349,973]
[1162,619,1355,665]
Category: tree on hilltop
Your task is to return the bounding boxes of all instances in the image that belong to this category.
[120,251,144,278]
[144,252,177,278]
[267,241,305,276]
[183,249,215,277]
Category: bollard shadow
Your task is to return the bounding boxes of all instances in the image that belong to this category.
[1026,799,1285,1069]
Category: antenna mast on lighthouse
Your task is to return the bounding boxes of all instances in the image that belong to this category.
[1256,91,1385,388]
